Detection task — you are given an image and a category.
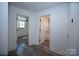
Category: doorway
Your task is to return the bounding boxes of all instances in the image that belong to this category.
[39,15,50,49]
[16,14,29,55]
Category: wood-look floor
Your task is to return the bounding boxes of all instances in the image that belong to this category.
[8,37,61,56]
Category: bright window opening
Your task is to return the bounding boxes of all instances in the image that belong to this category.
[17,16,27,28]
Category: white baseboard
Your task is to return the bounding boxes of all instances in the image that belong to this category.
[49,48,68,56]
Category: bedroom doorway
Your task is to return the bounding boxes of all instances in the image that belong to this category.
[39,15,50,50]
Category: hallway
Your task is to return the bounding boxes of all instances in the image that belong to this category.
[1,2,79,56]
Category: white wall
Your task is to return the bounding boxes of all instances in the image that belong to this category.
[36,3,69,55]
[68,3,79,55]
[0,2,8,55]
[8,5,38,51]
[76,3,79,56]
[67,3,79,55]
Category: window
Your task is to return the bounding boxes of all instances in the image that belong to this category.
[17,16,26,28]
[18,21,25,28]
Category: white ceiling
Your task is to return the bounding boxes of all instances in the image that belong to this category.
[9,2,66,12]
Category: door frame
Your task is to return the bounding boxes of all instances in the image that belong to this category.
[16,14,29,45]
[39,15,51,47]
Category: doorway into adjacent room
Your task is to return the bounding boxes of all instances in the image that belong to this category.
[39,15,50,50]
[16,14,29,55]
